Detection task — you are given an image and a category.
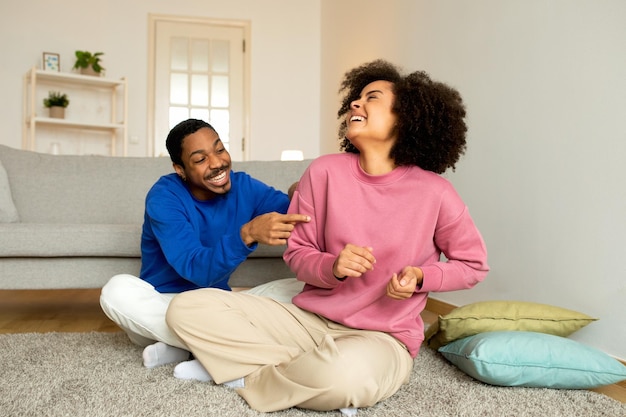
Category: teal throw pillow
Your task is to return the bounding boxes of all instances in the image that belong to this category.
[438,331,626,389]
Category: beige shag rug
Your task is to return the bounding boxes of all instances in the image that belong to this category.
[1,332,624,417]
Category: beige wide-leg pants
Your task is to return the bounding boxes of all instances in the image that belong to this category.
[166,288,413,412]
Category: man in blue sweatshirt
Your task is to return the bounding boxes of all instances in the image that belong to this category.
[100,118,309,368]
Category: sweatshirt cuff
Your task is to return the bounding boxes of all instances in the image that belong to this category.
[417,264,443,292]
[319,255,342,287]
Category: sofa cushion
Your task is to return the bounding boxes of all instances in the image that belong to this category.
[0,145,172,224]
[252,243,287,258]
[0,222,288,260]
[0,145,310,225]
[0,159,19,223]
[0,224,141,257]
[232,159,309,198]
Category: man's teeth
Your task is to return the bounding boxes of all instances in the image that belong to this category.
[350,116,364,122]
[209,171,226,182]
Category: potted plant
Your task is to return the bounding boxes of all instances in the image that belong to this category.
[72,50,105,76]
[43,91,69,119]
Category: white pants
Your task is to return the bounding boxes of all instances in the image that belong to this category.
[100,274,304,349]
[100,274,185,348]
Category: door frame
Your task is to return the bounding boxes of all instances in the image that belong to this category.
[147,14,251,159]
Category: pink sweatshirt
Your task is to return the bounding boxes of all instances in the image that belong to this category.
[284,153,489,357]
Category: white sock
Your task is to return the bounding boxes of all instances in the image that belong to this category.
[339,407,358,416]
[142,342,190,368]
[173,359,244,388]
[173,359,213,382]
[223,377,245,389]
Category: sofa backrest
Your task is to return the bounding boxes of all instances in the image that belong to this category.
[0,145,311,224]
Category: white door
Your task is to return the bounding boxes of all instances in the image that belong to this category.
[152,18,247,160]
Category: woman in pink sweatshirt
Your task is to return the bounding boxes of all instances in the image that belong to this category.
[166,60,489,415]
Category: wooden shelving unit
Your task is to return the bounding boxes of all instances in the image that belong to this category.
[23,67,128,156]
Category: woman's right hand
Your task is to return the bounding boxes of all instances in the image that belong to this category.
[332,244,376,280]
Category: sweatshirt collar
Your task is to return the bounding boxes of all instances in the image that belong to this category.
[349,153,411,185]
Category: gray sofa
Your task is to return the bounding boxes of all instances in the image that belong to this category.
[0,144,311,290]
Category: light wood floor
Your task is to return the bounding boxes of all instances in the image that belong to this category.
[0,289,624,404]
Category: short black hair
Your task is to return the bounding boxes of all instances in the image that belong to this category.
[165,119,216,166]
[337,60,467,174]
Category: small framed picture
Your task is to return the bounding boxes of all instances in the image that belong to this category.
[43,52,60,72]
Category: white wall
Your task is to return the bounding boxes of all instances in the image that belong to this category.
[2,0,625,361]
[321,0,626,360]
[0,0,320,160]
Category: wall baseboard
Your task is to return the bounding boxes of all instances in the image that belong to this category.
[425,297,456,317]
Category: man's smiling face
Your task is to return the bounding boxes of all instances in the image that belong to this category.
[175,127,232,201]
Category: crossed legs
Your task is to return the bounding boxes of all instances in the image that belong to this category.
[166,288,413,412]
[100,274,190,367]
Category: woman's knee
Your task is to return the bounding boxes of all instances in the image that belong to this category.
[310,334,410,406]
[290,337,382,409]
[165,290,200,326]
[165,288,225,331]
[283,335,363,389]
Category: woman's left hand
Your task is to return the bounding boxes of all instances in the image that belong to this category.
[386,266,423,300]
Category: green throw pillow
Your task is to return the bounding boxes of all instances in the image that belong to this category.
[438,331,626,389]
[429,300,596,348]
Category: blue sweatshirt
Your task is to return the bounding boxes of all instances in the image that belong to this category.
[140,172,290,293]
